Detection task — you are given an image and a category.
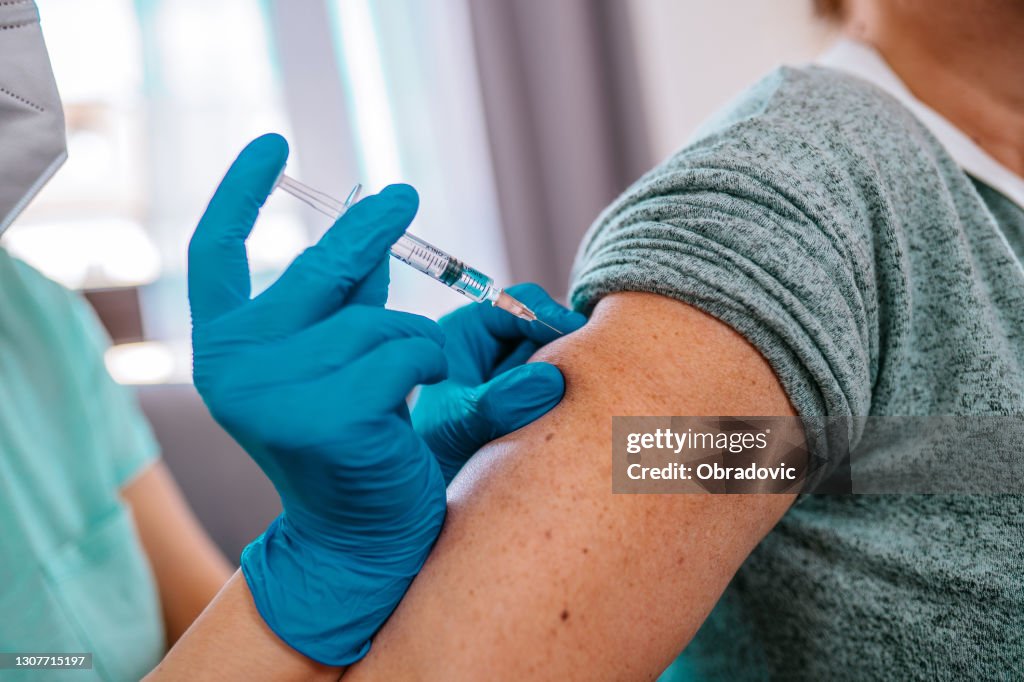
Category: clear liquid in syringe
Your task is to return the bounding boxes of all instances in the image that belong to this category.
[274,173,562,332]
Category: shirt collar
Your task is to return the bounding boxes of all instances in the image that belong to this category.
[817,39,1024,210]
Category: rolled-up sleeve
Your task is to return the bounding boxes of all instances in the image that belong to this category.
[570,98,882,484]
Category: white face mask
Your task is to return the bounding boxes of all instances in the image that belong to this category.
[0,0,67,237]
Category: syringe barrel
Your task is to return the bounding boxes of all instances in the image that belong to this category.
[276,174,500,304]
[389,233,495,303]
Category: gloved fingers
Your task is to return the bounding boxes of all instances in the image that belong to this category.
[341,336,449,413]
[347,256,391,307]
[437,283,586,383]
[245,184,419,340]
[414,362,566,486]
[344,423,444,507]
[478,282,587,344]
[473,362,565,440]
[188,134,289,325]
[239,307,445,387]
[251,404,424,491]
[493,339,540,376]
[434,303,504,385]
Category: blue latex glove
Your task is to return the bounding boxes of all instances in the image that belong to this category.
[188,134,447,666]
[412,283,587,484]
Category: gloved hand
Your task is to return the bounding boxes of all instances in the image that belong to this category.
[188,133,447,666]
[412,283,587,484]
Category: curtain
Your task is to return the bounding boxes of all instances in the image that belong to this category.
[467,0,652,298]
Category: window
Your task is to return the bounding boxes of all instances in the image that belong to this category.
[7,0,508,382]
[328,0,508,319]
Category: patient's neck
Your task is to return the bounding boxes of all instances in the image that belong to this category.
[847,0,1024,176]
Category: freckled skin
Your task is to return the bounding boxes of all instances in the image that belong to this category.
[346,293,796,680]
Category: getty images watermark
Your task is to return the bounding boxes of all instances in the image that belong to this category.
[613,416,1024,494]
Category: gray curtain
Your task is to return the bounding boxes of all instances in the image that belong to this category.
[467,0,652,299]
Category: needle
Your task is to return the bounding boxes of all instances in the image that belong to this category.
[535,318,564,335]
[344,184,362,206]
[277,175,560,331]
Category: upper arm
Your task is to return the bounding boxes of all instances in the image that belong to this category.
[345,291,798,680]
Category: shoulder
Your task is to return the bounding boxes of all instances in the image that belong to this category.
[0,249,159,483]
[689,64,931,157]
[0,249,84,321]
[578,65,940,268]
[0,249,108,370]
[645,65,943,217]
[568,68,907,422]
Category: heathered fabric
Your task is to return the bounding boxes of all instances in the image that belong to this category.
[569,66,1024,679]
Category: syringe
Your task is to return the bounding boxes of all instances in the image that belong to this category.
[274,173,561,334]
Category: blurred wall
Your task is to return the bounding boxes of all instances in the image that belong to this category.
[628,0,837,160]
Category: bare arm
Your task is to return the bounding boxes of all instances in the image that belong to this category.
[121,460,234,644]
[145,572,343,681]
[346,292,798,679]
[128,465,343,680]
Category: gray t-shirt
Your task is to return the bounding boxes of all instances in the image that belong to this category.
[570,66,1024,679]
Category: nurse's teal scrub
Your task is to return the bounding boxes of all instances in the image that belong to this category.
[0,249,164,680]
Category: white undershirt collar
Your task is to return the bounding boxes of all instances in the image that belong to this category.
[817,39,1024,210]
